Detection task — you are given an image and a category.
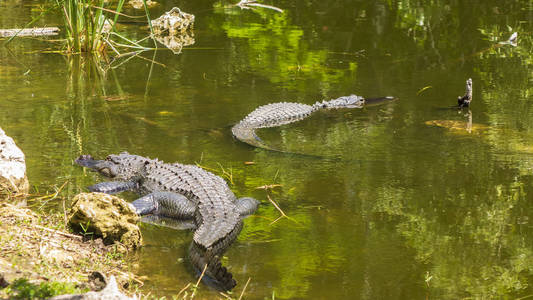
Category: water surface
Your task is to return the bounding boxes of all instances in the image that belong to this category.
[1,0,532,298]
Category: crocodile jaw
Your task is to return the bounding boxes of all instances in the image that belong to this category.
[75,155,118,178]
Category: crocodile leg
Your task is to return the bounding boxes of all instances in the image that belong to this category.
[131,191,196,219]
[87,181,137,194]
[141,215,197,230]
[235,197,260,217]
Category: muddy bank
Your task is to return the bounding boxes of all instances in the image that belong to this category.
[0,201,141,299]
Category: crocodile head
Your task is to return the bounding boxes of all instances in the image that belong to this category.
[75,152,148,180]
[318,95,398,109]
[320,94,365,108]
[364,95,399,106]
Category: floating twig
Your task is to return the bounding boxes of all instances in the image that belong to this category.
[248,238,282,243]
[236,0,283,13]
[266,194,302,226]
[28,181,69,210]
[256,184,282,190]
[273,169,280,183]
[219,291,233,299]
[238,277,251,300]
[416,86,432,96]
[267,194,288,225]
[177,283,191,298]
[196,162,234,185]
[217,162,234,185]
[190,263,208,299]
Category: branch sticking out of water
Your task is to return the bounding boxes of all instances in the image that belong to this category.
[236,0,283,13]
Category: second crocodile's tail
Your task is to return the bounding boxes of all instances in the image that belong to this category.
[231,123,341,159]
[231,123,284,152]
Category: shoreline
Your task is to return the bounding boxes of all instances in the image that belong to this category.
[0,201,140,299]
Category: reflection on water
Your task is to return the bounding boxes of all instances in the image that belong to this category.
[1,0,533,298]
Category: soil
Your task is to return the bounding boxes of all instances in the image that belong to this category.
[0,201,142,299]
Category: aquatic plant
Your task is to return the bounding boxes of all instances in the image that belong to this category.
[56,0,153,53]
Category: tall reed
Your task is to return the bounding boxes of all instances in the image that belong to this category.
[57,0,128,53]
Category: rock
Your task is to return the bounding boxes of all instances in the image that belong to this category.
[0,127,29,195]
[68,193,142,251]
[87,271,108,291]
[49,275,136,300]
[151,7,194,35]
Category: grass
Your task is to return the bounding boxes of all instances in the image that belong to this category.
[4,278,88,299]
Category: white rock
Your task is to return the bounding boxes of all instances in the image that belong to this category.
[0,127,28,193]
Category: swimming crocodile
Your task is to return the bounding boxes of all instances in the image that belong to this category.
[231,95,397,151]
[75,152,259,290]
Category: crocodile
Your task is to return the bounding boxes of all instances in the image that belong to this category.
[75,152,259,290]
[231,94,397,151]
[457,78,473,108]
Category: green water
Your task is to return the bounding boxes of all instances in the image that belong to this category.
[1,0,533,298]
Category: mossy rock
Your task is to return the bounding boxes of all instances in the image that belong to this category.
[69,193,142,251]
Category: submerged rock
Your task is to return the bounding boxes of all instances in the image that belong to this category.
[0,127,29,195]
[151,7,194,35]
[68,193,142,251]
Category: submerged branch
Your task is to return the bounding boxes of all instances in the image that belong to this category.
[0,27,60,38]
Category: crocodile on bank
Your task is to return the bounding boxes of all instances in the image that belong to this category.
[75,152,259,290]
[231,95,398,152]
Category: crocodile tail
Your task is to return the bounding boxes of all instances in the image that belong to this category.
[236,197,260,217]
[188,241,237,291]
[231,123,338,159]
[231,124,280,152]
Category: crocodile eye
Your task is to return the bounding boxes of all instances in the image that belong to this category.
[100,167,112,177]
